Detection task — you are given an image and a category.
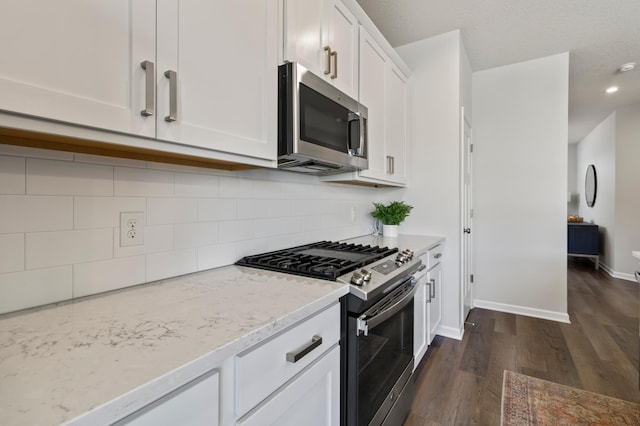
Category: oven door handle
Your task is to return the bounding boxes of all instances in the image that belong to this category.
[357,281,418,336]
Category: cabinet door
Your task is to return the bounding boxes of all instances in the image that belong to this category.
[427,262,443,344]
[386,65,408,184]
[116,369,219,426]
[237,345,340,426]
[413,269,428,370]
[156,0,277,161]
[357,28,388,181]
[283,0,324,76]
[0,0,156,137]
[323,0,359,98]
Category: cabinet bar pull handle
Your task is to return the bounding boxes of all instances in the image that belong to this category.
[330,50,338,79]
[140,61,155,117]
[390,156,395,174]
[164,70,177,122]
[323,46,332,75]
[434,253,442,259]
[286,335,322,363]
[386,156,392,174]
[429,278,436,299]
[426,281,432,303]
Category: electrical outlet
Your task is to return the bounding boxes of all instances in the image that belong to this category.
[120,212,144,247]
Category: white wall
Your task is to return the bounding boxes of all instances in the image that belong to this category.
[472,53,569,322]
[576,112,616,268]
[615,103,640,275]
[0,144,396,314]
[396,30,467,338]
[567,144,578,215]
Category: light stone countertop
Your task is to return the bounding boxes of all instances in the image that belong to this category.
[633,251,640,260]
[0,265,349,426]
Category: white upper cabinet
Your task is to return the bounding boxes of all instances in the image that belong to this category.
[0,0,156,137]
[156,0,277,160]
[283,0,359,99]
[323,26,408,186]
[0,0,277,165]
[385,64,408,184]
[357,30,388,180]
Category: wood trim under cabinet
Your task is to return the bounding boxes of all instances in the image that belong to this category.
[0,127,258,171]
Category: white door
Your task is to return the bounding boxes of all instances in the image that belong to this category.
[462,115,474,322]
[156,0,277,161]
[357,28,388,181]
[282,0,324,74]
[385,65,408,184]
[0,0,156,137]
[323,0,359,98]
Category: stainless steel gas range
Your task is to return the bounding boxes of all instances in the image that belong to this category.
[236,241,421,426]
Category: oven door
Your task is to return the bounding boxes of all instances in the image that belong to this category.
[346,280,417,426]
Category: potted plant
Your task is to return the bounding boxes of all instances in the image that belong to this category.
[371,201,413,237]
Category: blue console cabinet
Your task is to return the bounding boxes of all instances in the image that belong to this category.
[568,222,599,269]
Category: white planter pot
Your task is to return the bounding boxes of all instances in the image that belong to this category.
[382,224,399,237]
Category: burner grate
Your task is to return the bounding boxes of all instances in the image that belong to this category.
[236,241,398,280]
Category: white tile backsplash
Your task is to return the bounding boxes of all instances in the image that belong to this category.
[175,173,219,198]
[198,198,237,222]
[0,155,25,194]
[146,248,197,282]
[0,195,73,233]
[26,228,113,269]
[27,158,114,196]
[198,242,238,271]
[74,197,146,229]
[73,256,146,298]
[0,233,24,274]
[0,144,387,313]
[114,167,174,197]
[219,219,253,243]
[174,222,219,249]
[147,198,198,225]
[0,266,72,314]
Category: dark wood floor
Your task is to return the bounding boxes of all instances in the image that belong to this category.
[405,258,640,425]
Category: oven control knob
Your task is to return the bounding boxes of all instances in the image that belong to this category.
[395,253,408,264]
[402,249,414,260]
[360,269,372,282]
[350,271,365,286]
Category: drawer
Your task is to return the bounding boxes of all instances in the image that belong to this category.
[426,244,444,270]
[235,303,340,417]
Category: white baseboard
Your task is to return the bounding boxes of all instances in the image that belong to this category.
[436,324,464,340]
[599,262,637,282]
[473,299,571,324]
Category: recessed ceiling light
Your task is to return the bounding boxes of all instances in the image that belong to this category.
[618,62,636,72]
[606,86,619,94]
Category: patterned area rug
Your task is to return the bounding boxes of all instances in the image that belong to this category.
[501,370,640,425]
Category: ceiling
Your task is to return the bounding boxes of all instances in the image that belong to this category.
[356,0,640,143]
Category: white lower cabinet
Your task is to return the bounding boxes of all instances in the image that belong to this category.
[104,302,341,426]
[116,369,219,426]
[237,345,340,426]
[414,244,445,369]
[413,263,428,370]
[427,260,443,344]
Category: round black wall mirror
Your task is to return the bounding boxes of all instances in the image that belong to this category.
[585,164,597,207]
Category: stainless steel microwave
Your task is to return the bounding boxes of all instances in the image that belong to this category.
[277,62,368,175]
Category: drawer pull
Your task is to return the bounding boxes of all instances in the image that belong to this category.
[286,335,322,363]
[434,253,442,259]
[429,278,436,299]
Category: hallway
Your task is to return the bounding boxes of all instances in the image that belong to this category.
[405,259,640,425]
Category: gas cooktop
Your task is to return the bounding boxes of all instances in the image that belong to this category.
[235,241,398,281]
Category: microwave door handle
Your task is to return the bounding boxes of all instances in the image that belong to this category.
[358,113,365,156]
[348,111,363,156]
